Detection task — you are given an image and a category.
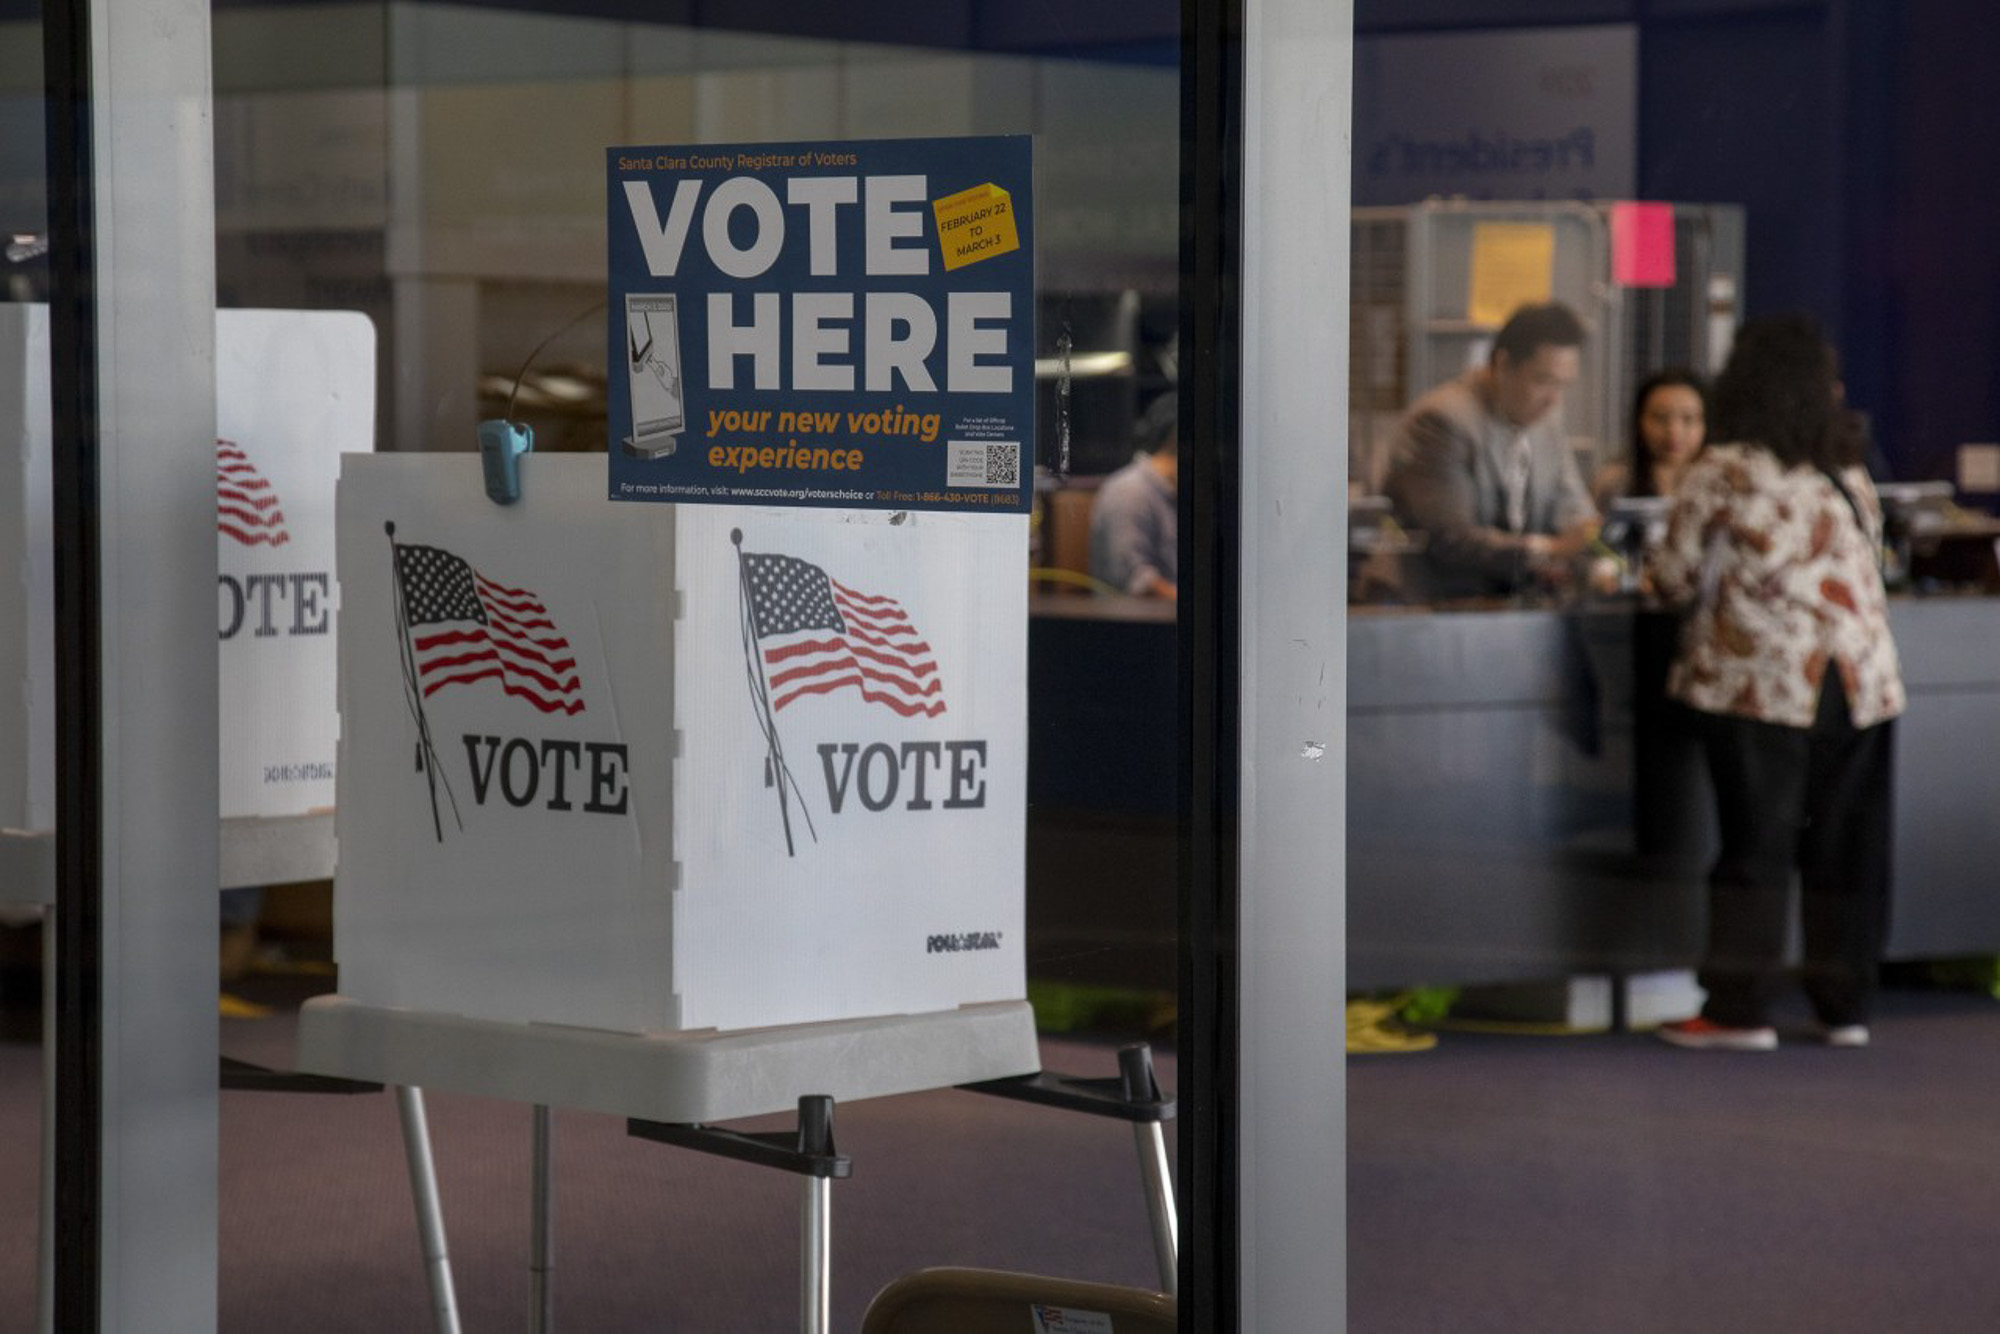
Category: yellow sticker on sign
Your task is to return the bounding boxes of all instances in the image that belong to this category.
[933,183,1020,271]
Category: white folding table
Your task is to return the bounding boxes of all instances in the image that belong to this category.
[295,994,1046,1334]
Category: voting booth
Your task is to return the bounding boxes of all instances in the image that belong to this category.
[215,309,372,823]
[333,452,1030,1033]
[1,305,371,896]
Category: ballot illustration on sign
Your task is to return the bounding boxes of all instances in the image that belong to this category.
[623,292,685,458]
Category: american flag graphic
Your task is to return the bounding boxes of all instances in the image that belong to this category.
[392,542,584,716]
[742,552,945,717]
[216,438,290,547]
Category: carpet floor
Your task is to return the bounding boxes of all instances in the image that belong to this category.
[1,968,1178,1333]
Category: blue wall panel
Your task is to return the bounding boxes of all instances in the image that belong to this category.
[1641,13,1836,328]
[1887,0,2000,483]
[1356,0,1634,33]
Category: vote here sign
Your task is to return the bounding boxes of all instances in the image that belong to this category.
[605,135,1035,516]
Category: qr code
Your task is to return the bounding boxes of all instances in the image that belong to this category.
[946,440,1019,488]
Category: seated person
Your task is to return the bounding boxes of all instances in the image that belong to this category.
[1383,302,1599,599]
[1588,369,1709,593]
[1593,367,1708,510]
[1089,392,1178,600]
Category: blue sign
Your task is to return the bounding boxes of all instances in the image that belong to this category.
[606,135,1035,514]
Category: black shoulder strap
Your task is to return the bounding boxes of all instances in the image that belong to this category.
[1818,466,1887,575]
[1819,465,1869,537]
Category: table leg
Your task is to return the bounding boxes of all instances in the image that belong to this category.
[1133,1119,1178,1295]
[532,1103,554,1334]
[396,1086,463,1334]
[801,1173,831,1334]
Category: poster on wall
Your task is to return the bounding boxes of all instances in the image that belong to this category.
[1467,222,1556,326]
[605,135,1035,515]
[334,454,1027,1034]
[1353,25,1637,207]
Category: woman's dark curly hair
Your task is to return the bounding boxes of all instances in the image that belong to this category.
[1709,315,1860,470]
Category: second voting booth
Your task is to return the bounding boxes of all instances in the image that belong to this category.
[1,303,372,894]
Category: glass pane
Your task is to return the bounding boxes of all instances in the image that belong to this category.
[198,7,1184,1330]
[0,0,48,1311]
[1349,7,2000,1330]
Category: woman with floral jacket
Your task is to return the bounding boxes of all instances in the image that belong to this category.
[1646,316,1903,1051]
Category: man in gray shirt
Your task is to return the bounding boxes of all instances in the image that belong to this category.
[1090,392,1179,600]
[1384,302,1599,599]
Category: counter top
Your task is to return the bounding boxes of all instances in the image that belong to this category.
[1029,591,1176,624]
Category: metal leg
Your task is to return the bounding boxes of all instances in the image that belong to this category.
[395,1086,463,1334]
[532,1103,554,1334]
[959,1041,1179,1295]
[37,910,53,1334]
[1133,1119,1179,1295]
[801,1174,831,1334]
[627,1093,848,1334]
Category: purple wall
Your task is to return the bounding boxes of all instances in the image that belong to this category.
[1641,0,2000,486]
[1886,2,2000,484]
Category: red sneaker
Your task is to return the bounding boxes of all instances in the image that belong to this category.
[1657,1016,1777,1051]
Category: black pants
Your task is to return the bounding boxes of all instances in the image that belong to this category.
[1695,676,1895,1029]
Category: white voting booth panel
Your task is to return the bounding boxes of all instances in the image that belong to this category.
[215,308,371,822]
[334,453,1028,1034]
[0,308,372,904]
[0,304,371,898]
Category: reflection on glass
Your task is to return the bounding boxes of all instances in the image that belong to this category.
[1347,12,2000,1331]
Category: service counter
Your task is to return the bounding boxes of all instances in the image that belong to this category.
[1025,590,2000,994]
[1349,594,2000,989]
